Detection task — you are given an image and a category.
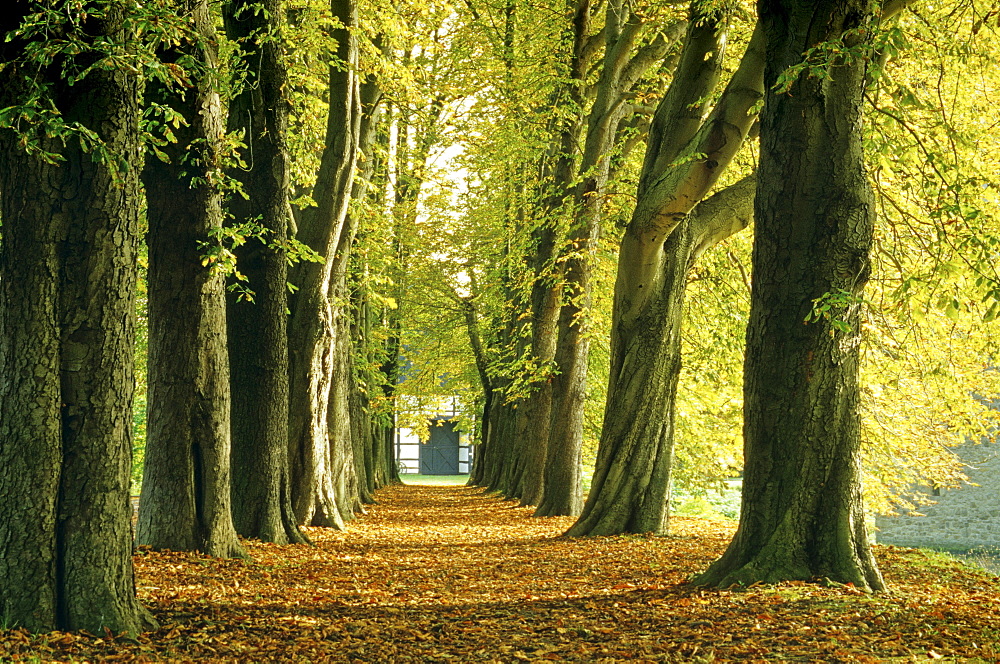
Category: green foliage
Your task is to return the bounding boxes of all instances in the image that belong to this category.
[805,289,869,334]
[858,0,1000,513]
[0,0,197,170]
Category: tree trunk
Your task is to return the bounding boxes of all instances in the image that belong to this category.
[138,0,246,559]
[328,306,362,519]
[496,0,593,505]
[566,4,764,536]
[459,296,495,487]
[695,0,885,592]
[287,0,361,527]
[333,44,386,507]
[567,179,755,535]
[224,0,308,545]
[0,3,156,633]
[351,275,400,490]
[530,0,682,514]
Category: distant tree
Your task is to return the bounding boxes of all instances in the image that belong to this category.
[338,60,391,501]
[138,0,246,558]
[0,0,157,632]
[696,0,885,591]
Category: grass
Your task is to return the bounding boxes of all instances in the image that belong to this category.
[399,473,470,486]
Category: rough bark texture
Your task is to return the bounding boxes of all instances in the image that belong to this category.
[224,0,308,545]
[567,178,755,535]
[138,0,245,559]
[695,0,884,591]
[287,0,361,528]
[567,3,763,536]
[0,2,156,633]
[536,0,679,517]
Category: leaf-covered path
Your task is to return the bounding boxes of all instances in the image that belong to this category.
[3,484,1000,661]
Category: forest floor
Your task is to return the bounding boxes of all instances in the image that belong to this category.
[3,485,1000,662]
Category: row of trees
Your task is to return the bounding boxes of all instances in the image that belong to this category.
[0,0,412,632]
[407,0,1000,587]
[1,0,998,633]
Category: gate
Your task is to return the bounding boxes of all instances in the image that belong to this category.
[420,419,460,475]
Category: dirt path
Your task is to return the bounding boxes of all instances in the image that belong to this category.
[4,484,1000,662]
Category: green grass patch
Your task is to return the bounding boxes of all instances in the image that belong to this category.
[400,474,470,486]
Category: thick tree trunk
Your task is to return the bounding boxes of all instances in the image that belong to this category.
[470,381,508,488]
[138,0,246,559]
[510,366,555,504]
[287,0,361,527]
[567,228,691,534]
[0,3,156,633]
[566,4,764,536]
[695,0,884,592]
[566,179,755,534]
[333,50,385,507]
[224,0,308,545]
[344,71,398,493]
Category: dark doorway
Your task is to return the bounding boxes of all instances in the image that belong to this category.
[420,419,460,475]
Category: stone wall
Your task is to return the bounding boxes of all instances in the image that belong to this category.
[876,441,1000,551]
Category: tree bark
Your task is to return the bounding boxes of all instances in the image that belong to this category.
[138,0,246,559]
[566,3,764,536]
[567,178,755,535]
[0,2,156,633]
[224,0,308,545]
[695,0,885,592]
[287,0,361,528]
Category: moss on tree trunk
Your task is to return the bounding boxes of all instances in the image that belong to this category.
[695,0,884,592]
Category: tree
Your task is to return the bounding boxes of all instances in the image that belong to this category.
[568,2,763,535]
[0,0,156,632]
[696,0,885,591]
[286,0,362,528]
[340,58,393,500]
[536,0,682,517]
[224,0,308,545]
[138,0,246,559]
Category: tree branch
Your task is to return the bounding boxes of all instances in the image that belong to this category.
[632,18,764,244]
[619,19,687,94]
[689,173,756,260]
[580,25,608,71]
[639,7,728,192]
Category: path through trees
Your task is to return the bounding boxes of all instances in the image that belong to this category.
[3,485,1000,660]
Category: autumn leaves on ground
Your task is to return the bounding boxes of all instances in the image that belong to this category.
[2,485,1000,662]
